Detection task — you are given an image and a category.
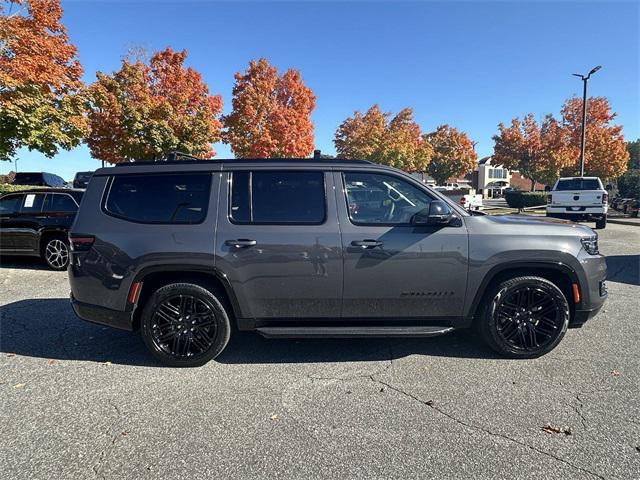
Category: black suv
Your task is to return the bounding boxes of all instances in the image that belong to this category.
[69,159,607,367]
[13,172,66,188]
[0,189,83,270]
[73,171,94,189]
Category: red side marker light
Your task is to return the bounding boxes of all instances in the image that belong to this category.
[128,282,142,304]
[572,283,580,304]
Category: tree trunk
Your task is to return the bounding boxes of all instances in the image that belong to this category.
[530,178,536,192]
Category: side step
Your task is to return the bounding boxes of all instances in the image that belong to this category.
[256,325,455,339]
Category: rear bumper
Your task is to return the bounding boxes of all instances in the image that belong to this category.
[70,294,134,331]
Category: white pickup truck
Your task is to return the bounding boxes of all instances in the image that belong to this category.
[546,177,609,229]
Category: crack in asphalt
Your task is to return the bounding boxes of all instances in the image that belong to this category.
[369,376,605,480]
[92,399,125,479]
[569,393,588,430]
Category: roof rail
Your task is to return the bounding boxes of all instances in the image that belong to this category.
[114,158,373,166]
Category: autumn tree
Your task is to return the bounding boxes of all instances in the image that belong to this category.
[423,125,477,186]
[0,0,87,161]
[223,58,315,158]
[86,48,222,163]
[492,114,570,190]
[334,105,432,171]
[559,96,629,178]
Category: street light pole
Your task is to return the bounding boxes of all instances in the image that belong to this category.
[572,65,601,177]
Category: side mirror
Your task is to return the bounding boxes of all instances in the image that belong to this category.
[411,200,453,226]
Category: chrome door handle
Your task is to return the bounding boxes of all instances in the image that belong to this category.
[351,239,383,249]
[225,239,257,248]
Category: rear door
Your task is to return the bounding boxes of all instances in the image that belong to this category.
[335,170,469,319]
[215,168,342,319]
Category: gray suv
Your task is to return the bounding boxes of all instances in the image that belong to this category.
[68,159,607,366]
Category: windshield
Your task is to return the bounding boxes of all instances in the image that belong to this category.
[555,178,601,191]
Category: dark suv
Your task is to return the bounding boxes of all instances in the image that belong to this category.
[13,172,66,188]
[69,159,607,366]
[1,189,83,270]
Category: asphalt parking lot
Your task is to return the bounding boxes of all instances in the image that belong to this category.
[1,222,639,479]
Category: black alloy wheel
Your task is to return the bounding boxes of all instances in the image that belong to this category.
[141,283,231,367]
[478,276,570,358]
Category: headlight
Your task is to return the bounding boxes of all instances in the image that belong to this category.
[581,235,599,255]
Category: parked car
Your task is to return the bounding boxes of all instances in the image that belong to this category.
[546,177,608,229]
[611,197,629,211]
[12,172,66,188]
[625,199,639,217]
[69,159,607,367]
[73,171,94,189]
[0,189,83,270]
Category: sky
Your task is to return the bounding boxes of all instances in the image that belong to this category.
[3,0,639,180]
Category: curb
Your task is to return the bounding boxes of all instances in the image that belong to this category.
[608,218,640,227]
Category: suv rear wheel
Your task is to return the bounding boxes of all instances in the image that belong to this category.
[595,215,607,229]
[141,283,231,367]
[43,236,70,271]
[477,276,569,358]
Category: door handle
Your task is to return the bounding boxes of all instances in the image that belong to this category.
[351,239,383,249]
[225,239,257,248]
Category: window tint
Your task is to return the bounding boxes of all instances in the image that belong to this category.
[230,171,325,224]
[105,173,211,224]
[0,194,23,214]
[555,179,601,191]
[43,193,78,212]
[344,172,433,225]
[20,193,45,213]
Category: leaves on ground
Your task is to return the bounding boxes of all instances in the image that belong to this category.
[542,423,572,435]
[13,383,25,389]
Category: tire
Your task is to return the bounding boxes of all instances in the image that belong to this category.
[141,283,231,367]
[595,215,607,229]
[476,276,569,359]
[42,236,70,271]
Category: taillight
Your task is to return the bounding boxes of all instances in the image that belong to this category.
[459,197,466,205]
[547,194,552,204]
[602,192,608,204]
[69,235,95,252]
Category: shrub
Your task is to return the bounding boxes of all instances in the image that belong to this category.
[505,191,548,210]
[0,184,45,195]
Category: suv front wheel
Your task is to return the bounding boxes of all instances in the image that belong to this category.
[477,276,570,358]
[141,283,231,367]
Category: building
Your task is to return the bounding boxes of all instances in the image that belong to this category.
[473,157,546,198]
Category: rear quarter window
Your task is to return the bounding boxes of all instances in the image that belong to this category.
[104,173,211,224]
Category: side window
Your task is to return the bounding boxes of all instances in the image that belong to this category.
[105,173,211,224]
[230,171,326,224]
[43,194,78,212]
[20,193,45,213]
[343,172,433,225]
[0,194,23,215]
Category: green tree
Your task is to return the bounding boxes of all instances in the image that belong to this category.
[627,139,640,170]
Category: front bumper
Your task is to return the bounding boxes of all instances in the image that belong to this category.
[70,294,134,331]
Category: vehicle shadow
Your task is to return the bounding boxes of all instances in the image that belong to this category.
[0,256,49,271]
[606,255,640,286]
[0,298,500,367]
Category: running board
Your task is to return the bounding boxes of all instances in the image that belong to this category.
[256,326,455,339]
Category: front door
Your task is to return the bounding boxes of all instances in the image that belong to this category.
[335,171,469,319]
[215,169,342,319]
[11,192,46,253]
[0,193,24,251]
